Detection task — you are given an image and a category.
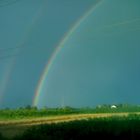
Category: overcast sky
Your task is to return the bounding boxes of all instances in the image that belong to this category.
[0,0,140,108]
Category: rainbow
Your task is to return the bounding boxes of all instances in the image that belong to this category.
[33,0,104,107]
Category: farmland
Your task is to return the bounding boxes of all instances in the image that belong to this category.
[0,105,140,139]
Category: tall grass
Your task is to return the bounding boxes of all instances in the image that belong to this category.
[13,115,140,140]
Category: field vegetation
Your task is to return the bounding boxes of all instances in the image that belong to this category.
[0,104,140,120]
[1,114,140,140]
[0,104,140,140]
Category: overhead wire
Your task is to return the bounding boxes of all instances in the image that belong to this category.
[0,0,47,61]
[0,0,22,7]
[0,0,23,60]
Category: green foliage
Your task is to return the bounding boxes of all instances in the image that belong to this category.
[0,133,6,140]
[0,106,78,120]
[13,115,140,140]
[0,104,140,120]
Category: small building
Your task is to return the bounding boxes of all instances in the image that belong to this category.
[111,105,117,109]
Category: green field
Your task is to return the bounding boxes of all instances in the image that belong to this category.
[1,105,140,139]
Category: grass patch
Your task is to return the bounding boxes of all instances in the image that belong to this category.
[4,114,140,140]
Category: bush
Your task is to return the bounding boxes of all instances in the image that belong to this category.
[0,133,7,140]
[14,117,140,140]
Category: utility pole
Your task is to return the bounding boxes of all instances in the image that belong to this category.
[61,96,65,109]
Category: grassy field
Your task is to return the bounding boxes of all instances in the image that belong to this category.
[0,112,140,139]
[1,106,140,139]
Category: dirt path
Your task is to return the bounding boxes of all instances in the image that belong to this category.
[0,112,138,138]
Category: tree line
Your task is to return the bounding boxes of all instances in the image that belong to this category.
[0,104,140,119]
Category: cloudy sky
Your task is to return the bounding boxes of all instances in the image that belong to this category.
[0,0,140,108]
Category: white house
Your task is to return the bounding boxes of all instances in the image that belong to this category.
[111,105,117,109]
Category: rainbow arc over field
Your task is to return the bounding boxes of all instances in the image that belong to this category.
[32,0,104,107]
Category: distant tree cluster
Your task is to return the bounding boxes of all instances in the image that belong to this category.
[0,104,140,119]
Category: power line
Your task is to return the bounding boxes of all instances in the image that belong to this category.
[0,46,23,52]
[0,0,25,60]
[0,0,21,7]
[0,0,46,61]
[0,45,24,61]
[0,53,18,61]
[0,46,21,61]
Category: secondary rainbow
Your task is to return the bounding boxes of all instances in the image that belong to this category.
[0,0,47,104]
[33,0,104,107]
